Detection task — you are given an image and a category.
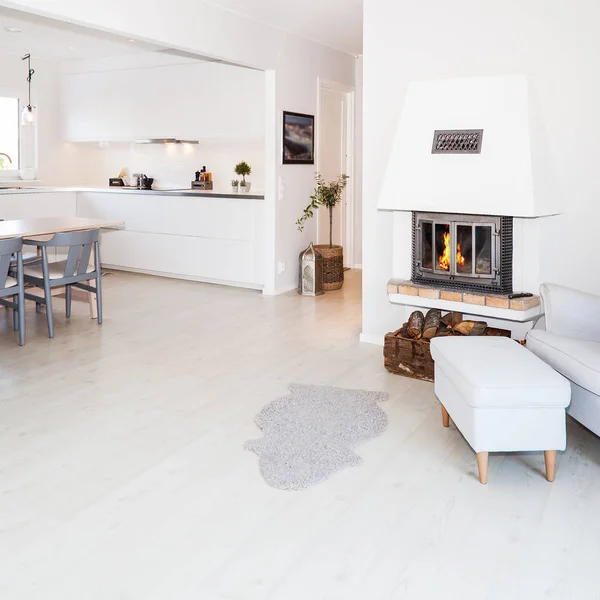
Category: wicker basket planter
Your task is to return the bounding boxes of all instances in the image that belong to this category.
[314,244,344,290]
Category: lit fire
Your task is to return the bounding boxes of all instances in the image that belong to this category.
[438,231,466,271]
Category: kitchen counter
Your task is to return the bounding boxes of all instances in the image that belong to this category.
[0,186,265,199]
[0,186,266,289]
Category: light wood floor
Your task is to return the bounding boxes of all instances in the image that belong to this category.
[1,269,599,600]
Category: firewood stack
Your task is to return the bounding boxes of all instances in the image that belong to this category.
[384,310,510,382]
[391,310,510,342]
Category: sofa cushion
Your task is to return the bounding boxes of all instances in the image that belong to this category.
[526,330,600,396]
[430,336,570,409]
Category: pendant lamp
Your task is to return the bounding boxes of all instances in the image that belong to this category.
[21,53,35,126]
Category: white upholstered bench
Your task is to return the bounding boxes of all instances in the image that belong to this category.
[430,336,571,484]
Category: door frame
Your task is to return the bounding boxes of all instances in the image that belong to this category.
[316,78,356,268]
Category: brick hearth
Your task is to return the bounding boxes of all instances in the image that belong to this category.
[387,279,540,311]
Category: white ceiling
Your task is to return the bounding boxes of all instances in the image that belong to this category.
[203,0,363,55]
[0,6,163,61]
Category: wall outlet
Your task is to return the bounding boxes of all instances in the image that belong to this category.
[277,261,286,274]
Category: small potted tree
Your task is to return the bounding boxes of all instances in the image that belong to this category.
[296,173,349,290]
[235,161,252,193]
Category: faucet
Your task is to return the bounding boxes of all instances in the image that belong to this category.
[0,153,12,164]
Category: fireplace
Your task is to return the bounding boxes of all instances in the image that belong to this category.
[412,211,513,294]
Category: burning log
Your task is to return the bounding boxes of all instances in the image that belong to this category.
[422,309,442,340]
[407,311,425,339]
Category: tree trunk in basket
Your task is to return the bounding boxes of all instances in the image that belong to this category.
[329,205,333,249]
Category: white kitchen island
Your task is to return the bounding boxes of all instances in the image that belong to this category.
[0,187,266,290]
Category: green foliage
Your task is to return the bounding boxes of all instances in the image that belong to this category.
[231,179,239,186]
[234,161,252,181]
[296,173,349,247]
[0,157,6,170]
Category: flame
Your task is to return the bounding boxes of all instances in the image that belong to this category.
[457,242,466,268]
[439,232,451,271]
[438,230,466,271]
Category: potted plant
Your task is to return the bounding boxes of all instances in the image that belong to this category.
[296,173,349,290]
[235,161,252,193]
[231,179,239,193]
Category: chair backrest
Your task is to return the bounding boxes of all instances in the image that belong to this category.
[46,229,100,278]
[0,236,23,289]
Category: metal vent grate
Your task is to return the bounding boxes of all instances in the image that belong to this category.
[432,129,483,154]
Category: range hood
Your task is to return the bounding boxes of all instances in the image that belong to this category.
[135,138,199,144]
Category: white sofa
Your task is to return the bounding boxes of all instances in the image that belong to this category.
[527,283,600,437]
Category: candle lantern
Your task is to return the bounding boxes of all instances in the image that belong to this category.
[298,242,324,296]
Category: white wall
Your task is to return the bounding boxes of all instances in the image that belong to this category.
[1,0,356,295]
[0,52,73,183]
[69,140,264,192]
[354,56,363,267]
[363,0,600,342]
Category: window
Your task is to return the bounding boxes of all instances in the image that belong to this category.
[0,97,19,171]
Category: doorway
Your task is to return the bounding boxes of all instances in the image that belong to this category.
[317,81,355,267]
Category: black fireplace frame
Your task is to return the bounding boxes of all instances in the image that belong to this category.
[411,211,513,295]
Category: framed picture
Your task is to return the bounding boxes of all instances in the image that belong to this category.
[282,111,315,165]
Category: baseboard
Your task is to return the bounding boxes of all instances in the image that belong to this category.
[102,264,264,291]
[262,283,297,296]
[359,332,383,346]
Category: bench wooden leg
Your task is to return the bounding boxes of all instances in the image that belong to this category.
[544,450,557,482]
[441,404,450,427]
[476,452,489,484]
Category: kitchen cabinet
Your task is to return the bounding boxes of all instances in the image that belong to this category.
[76,191,265,289]
[61,62,265,142]
[61,71,134,141]
[0,192,77,219]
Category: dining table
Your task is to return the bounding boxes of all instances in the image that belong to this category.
[0,216,124,240]
[0,216,124,319]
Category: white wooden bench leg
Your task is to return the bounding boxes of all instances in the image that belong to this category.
[476,452,489,484]
[544,450,557,482]
[441,404,450,427]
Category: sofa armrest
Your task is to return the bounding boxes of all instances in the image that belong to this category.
[541,283,600,342]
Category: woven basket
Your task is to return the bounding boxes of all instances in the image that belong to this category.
[314,244,344,291]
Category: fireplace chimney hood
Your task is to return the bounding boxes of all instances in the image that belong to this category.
[377,75,562,218]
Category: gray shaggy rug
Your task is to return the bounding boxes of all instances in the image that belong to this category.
[244,384,388,490]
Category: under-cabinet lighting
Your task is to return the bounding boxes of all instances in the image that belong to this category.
[134,139,199,144]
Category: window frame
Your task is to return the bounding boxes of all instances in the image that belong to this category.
[0,94,21,178]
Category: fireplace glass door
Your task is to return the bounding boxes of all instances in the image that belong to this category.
[454,221,495,278]
[413,212,508,292]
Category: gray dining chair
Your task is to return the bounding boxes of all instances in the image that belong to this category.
[0,220,42,267]
[0,236,25,345]
[21,229,102,339]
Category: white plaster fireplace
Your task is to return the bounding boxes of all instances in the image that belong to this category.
[377,74,562,333]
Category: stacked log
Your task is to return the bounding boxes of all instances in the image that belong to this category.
[395,310,509,341]
[384,310,510,382]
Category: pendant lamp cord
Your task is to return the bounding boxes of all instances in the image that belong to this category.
[21,54,34,109]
